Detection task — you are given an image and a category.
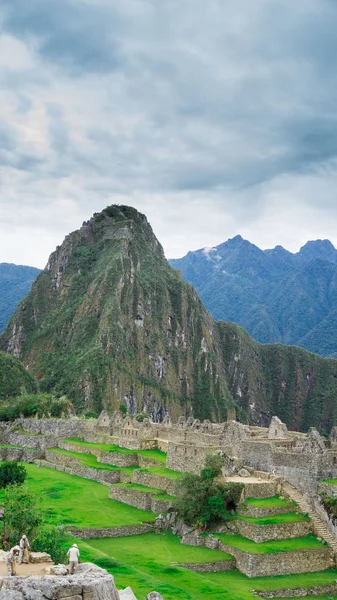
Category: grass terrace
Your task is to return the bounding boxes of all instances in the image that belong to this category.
[116,482,175,501]
[80,534,337,600]
[47,448,137,473]
[236,511,310,525]
[244,495,297,509]
[323,478,337,485]
[137,466,181,479]
[0,444,25,449]
[62,438,167,463]
[214,533,326,554]
[0,464,155,528]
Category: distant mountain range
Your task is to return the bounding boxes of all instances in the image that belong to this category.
[169,237,337,358]
[0,263,41,332]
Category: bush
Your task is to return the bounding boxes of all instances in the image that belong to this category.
[0,461,26,489]
[32,526,71,564]
[119,403,127,416]
[84,411,98,419]
[175,455,243,528]
[0,393,74,421]
[1,485,43,548]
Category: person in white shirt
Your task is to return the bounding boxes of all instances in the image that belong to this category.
[19,534,30,564]
[67,543,80,574]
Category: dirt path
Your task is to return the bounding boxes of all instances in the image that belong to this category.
[0,561,52,577]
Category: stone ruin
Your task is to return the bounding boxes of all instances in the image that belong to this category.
[268,416,288,439]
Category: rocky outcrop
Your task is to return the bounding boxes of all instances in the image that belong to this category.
[0,563,119,600]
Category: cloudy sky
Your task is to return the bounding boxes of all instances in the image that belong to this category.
[1,0,337,268]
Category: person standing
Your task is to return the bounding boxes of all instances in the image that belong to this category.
[67,543,80,574]
[19,534,30,564]
[6,546,20,576]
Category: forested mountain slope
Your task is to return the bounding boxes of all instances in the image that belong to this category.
[170,237,337,358]
[2,206,337,433]
[0,263,40,332]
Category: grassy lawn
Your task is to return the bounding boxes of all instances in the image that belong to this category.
[47,448,137,473]
[0,444,24,449]
[0,464,155,528]
[236,511,310,525]
[62,438,167,463]
[244,495,296,509]
[214,533,325,554]
[79,534,337,600]
[322,479,337,485]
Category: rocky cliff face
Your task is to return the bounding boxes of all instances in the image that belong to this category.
[2,205,337,432]
[0,206,232,422]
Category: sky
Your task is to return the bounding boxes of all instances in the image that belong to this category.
[1,0,337,268]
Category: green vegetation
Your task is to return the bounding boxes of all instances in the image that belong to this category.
[175,455,243,528]
[0,351,37,399]
[0,461,26,489]
[0,392,73,421]
[48,448,137,473]
[140,466,182,480]
[244,495,296,509]
[80,535,337,600]
[320,493,337,523]
[322,478,337,485]
[1,484,43,548]
[62,438,167,463]
[214,533,325,554]
[236,511,310,525]
[0,464,156,528]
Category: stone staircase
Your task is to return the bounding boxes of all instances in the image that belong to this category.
[282,481,337,558]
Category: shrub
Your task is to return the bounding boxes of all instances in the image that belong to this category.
[1,485,43,548]
[119,403,127,416]
[0,393,74,421]
[0,461,27,489]
[175,455,243,528]
[32,526,71,564]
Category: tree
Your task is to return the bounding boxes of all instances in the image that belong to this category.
[32,526,70,564]
[1,485,43,548]
[0,461,26,489]
[175,455,243,529]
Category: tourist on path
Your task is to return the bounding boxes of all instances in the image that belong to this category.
[67,543,80,574]
[6,546,20,576]
[19,534,30,564]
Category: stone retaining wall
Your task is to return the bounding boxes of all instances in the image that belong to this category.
[318,482,337,498]
[228,519,311,542]
[216,540,333,577]
[255,583,337,597]
[109,485,154,510]
[178,559,235,572]
[108,485,174,512]
[57,441,138,467]
[132,470,176,495]
[3,432,58,450]
[69,525,153,539]
[0,447,43,462]
[240,481,279,500]
[237,504,296,518]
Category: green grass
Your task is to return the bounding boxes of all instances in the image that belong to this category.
[214,533,325,554]
[79,534,337,600]
[322,479,337,485]
[62,438,167,463]
[140,466,182,480]
[236,511,310,525]
[47,448,137,473]
[0,444,24,449]
[0,464,156,528]
[244,495,296,509]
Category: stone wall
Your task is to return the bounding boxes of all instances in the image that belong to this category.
[0,447,43,462]
[178,559,235,572]
[216,541,333,577]
[69,525,153,539]
[2,432,58,450]
[318,482,337,498]
[132,470,177,495]
[228,519,311,542]
[240,480,279,501]
[237,504,296,518]
[108,485,174,512]
[57,441,139,467]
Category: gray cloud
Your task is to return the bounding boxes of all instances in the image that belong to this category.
[1,0,337,267]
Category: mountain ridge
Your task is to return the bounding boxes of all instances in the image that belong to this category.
[169,236,337,357]
[2,206,337,433]
[0,263,41,333]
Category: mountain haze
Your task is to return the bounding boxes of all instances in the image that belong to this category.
[0,263,40,333]
[2,206,337,433]
[170,236,337,358]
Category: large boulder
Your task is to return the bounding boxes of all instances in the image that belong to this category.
[0,562,119,600]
